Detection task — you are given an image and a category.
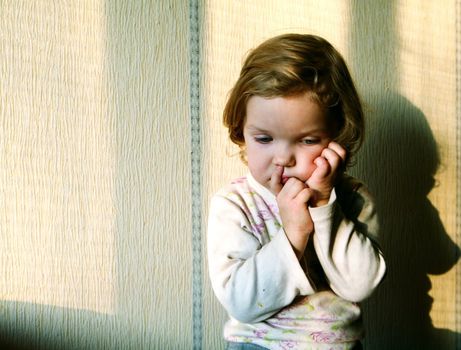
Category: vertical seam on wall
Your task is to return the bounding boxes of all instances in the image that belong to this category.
[457,0,461,346]
[189,0,202,349]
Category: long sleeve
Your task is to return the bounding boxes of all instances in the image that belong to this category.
[309,179,386,302]
[207,194,315,323]
[207,175,383,348]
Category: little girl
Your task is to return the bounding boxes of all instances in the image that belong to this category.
[207,34,386,350]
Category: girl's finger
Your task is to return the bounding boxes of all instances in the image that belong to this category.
[321,147,343,172]
[307,156,331,182]
[280,178,307,199]
[327,142,347,163]
[269,165,284,195]
[294,187,314,204]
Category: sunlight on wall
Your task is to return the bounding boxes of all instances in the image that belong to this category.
[0,0,459,348]
[0,1,116,314]
[396,0,458,331]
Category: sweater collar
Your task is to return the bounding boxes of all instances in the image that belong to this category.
[246,172,277,204]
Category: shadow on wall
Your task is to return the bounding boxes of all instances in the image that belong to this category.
[0,301,119,350]
[352,93,460,350]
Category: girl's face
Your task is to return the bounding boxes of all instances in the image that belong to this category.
[243,93,334,193]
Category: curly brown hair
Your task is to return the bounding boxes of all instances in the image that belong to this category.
[223,33,364,166]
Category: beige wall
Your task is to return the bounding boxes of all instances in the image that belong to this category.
[201,1,460,349]
[0,1,192,349]
[0,1,459,349]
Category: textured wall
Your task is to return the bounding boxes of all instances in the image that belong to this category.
[0,1,459,350]
[200,1,460,349]
[0,1,192,349]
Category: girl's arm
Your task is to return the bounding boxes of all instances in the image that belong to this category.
[310,180,386,302]
[207,195,315,323]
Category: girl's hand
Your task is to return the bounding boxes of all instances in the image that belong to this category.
[306,141,347,207]
[270,166,314,259]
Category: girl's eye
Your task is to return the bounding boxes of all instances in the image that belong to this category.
[301,139,319,145]
[255,136,273,144]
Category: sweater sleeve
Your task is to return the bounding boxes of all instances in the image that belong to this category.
[207,194,315,323]
[309,183,386,302]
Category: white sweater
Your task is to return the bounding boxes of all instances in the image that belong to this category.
[207,173,386,349]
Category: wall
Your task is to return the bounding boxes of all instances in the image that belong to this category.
[1,1,192,349]
[200,1,460,350]
[0,1,459,349]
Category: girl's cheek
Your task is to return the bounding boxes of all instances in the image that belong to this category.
[294,160,316,181]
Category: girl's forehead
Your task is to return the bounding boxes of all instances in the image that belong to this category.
[244,94,333,136]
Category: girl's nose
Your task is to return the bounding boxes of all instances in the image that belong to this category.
[273,146,295,167]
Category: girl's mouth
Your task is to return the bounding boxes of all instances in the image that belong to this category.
[281,176,289,184]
